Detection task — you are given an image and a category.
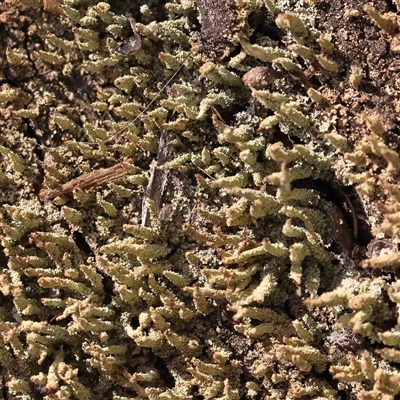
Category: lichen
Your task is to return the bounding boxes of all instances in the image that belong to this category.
[2,0,400,398]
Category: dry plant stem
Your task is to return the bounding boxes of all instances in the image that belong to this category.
[142,130,175,227]
[39,163,128,201]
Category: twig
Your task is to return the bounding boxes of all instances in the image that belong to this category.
[39,163,128,201]
[142,130,175,226]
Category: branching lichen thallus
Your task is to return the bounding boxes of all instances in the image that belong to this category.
[38,61,185,203]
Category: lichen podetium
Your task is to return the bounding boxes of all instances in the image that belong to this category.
[1,0,400,398]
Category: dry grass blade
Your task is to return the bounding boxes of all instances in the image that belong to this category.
[39,163,128,201]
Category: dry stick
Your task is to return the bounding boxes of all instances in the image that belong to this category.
[142,129,176,227]
[39,163,128,201]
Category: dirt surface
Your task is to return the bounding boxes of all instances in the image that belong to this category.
[315,0,400,148]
